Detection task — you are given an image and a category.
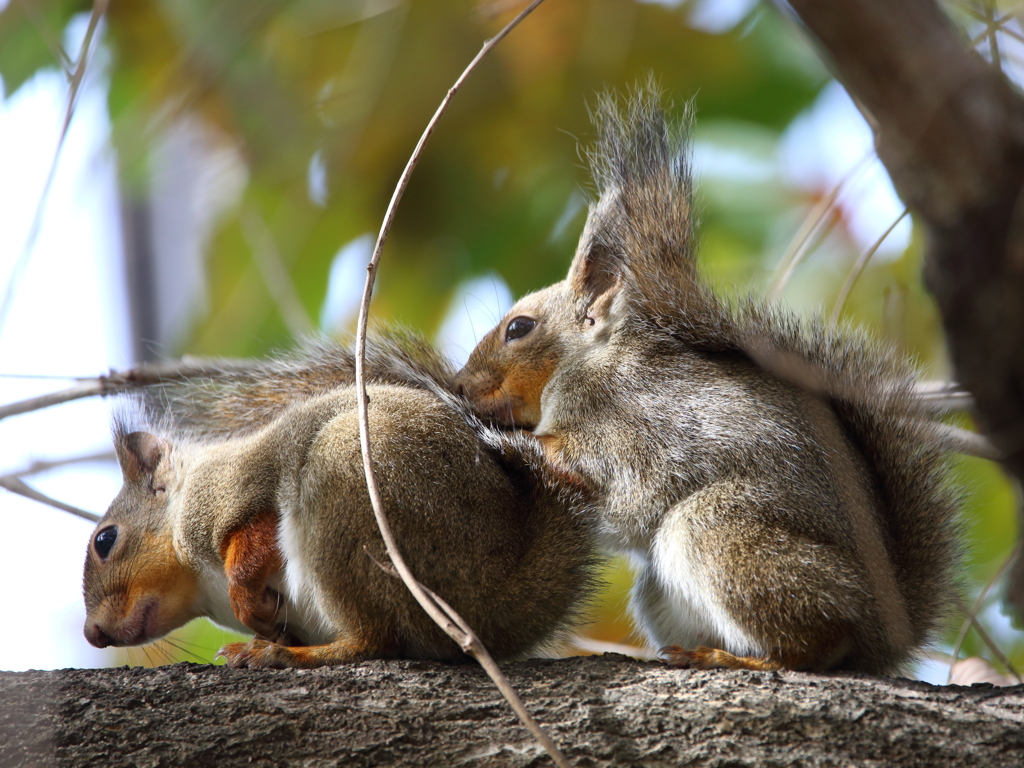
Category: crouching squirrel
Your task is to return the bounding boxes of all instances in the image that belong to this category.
[82,336,596,667]
[454,86,962,675]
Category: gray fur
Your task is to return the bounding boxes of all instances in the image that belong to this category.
[456,84,961,674]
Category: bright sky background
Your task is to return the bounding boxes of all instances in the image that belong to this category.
[0,17,128,671]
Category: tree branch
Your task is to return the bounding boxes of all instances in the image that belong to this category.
[4,658,1023,767]
[782,0,1024,473]
[781,0,1024,620]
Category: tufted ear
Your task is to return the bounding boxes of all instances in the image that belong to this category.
[567,222,623,323]
[116,431,171,491]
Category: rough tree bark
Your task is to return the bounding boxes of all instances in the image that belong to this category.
[785,0,1024,612]
[2,655,1023,767]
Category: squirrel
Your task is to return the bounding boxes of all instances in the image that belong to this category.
[453,85,962,675]
[82,334,597,668]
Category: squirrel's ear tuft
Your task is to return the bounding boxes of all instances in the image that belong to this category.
[568,237,622,322]
[573,80,697,324]
[117,431,170,487]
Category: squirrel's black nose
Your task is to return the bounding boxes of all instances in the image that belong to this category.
[453,382,465,398]
[84,623,114,648]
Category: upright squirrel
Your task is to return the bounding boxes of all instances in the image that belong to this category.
[83,335,596,667]
[454,87,962,675]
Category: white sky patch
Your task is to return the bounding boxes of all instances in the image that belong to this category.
[435,274,513,369]
[693,138,777,184]
[778,80,910,258]
[320,233,373,332]
[0,19,128,670]
[687,0,758,34]
[308,148,328,207]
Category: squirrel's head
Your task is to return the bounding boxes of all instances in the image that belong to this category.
[455,85,702,430]
[82,430,201,649]
[454,237,624,430]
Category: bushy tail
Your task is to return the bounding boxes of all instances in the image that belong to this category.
[136,331,457,439]
[748,310,961,658]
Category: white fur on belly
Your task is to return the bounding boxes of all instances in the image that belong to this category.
[277,502,337,645]
[633,514,763,657]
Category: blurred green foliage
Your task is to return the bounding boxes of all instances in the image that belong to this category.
[2,0,1019,674]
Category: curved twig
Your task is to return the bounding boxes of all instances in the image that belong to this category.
[351,3,571,767]
[830,209,909,326]
[948,537,1024,685]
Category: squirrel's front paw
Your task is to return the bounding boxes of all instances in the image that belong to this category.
[217,639,296,669]
[659,645,784,672]
[660,644,705,668]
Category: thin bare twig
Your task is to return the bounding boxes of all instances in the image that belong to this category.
[5,449,117,478]
[948,539,1024,684]
[0,476,100,522]
[0,359,260,423]
[978,1,1003,71]
[768,154,870,301]
[0,449,116,522]
[240,210,315,338]
[0,0,110,335]
[962,3,1011,65]
[830,209,909,326]
[351,2,571,766]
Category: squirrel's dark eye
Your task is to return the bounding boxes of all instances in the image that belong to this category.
[504,316,536,343]
[94,526,118,560]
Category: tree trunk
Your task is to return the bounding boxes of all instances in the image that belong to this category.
[784,0,1024,616]
[2,655,1022,767]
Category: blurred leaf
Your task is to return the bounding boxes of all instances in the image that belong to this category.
[0,1,84,95]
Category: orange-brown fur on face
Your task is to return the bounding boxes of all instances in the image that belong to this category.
[456,284,578,430]
[83,524,201,648]
[84,431,204,649]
